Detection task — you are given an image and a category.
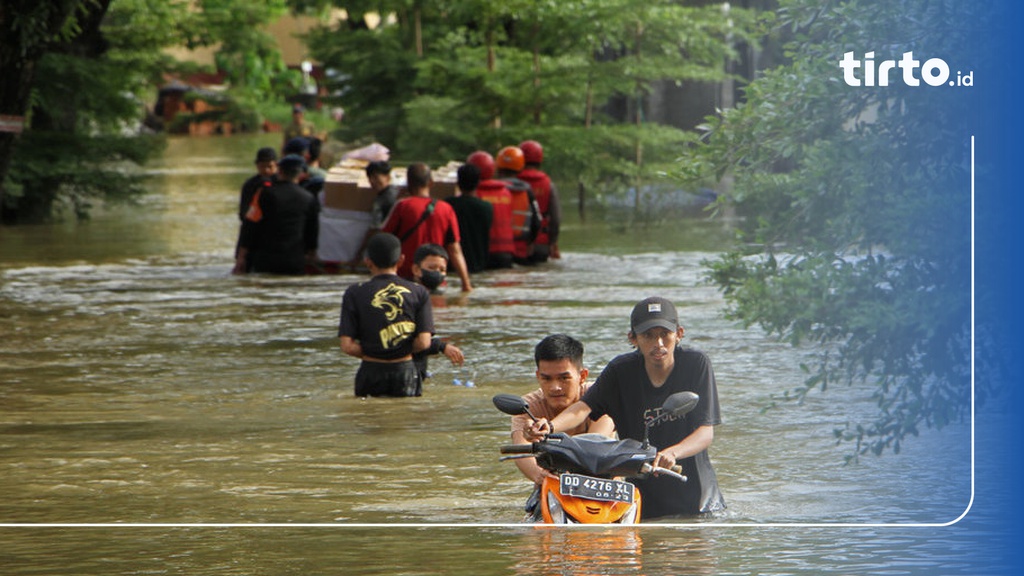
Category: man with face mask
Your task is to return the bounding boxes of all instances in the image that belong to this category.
[411,243,465,381]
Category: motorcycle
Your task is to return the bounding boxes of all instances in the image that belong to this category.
[492,391,699,524]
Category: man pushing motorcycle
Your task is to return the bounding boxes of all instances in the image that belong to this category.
[510,335,615,518]
[526,297,726,518]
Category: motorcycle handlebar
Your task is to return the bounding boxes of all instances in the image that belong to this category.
[500,444,535,455]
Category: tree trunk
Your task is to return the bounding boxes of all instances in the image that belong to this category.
[414,6,423,58]
[531,22,541,125]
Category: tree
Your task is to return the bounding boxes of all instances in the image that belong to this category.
[181,0,298,102]
[0,1,94,220]
[297,0,754,209]
[683,0,991,458]
[0,0,170,222]
[1,0,300,223]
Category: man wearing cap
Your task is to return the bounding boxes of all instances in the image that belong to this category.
[283,104,315,145]
[338,233,434,397]
[234,147,279,271]
[233,154,320,275]
[526,296,725,518]
[238,147,278,221]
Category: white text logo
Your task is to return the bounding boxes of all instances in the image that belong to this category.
[839,52,973,87]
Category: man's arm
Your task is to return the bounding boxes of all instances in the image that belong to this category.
[445,241,473,292]
[339,335,363,359]
[411,331,432,354]
[525,400,592,441]
[653,425,715,470]
[511,428,555,486]
[232,246,249,275]
[587,413,615,437]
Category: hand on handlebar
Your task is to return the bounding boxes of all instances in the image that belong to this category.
[641,462,687,482]
[524,418,552,442]
[654,451,677,471]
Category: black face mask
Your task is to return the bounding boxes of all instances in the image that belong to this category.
[420,269,445,291]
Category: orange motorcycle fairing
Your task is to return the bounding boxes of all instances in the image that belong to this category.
[538,476,642,524]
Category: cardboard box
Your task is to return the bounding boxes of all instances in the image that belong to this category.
[431,181,457,199]
[431,160,462,199]
[321,160,462,210]
[322,171,376,212]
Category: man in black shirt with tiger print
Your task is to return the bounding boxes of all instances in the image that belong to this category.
[338,233,435,397]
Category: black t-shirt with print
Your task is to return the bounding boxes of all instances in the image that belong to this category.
[583,345,725,517]
[338,274,434,360]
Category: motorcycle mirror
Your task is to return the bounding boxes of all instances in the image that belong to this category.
[662,391,699,417]
[492,394,530,416]
[642,392,700,450]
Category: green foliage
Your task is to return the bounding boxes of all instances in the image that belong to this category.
[686,0,987,458]
[2,0,304,222]
[299,0,754,202]
[5,27,165,222]
[6,128,162,221]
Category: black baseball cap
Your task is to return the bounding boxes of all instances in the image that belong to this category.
[277,154,307,173]
[254,147,277,163]
[284,137,310,155]
[630,297,679,334]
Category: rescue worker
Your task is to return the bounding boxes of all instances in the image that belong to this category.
[494,146,542,265]
[466,151,515,270]
[517,140,561,262]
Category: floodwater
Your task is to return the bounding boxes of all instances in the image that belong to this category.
[0,135,995,574]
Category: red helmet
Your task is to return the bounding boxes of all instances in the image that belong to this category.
[466,150,495,180]
[495,146,525,172]
[519,140,543,164]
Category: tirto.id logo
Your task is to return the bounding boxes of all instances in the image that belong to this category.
[840,51,974,87]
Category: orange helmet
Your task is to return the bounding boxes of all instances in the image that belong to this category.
[519,140,543,164]
[495,146,525,172]
[466,150,495,180]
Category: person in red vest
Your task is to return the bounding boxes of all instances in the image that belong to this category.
[382,163,473,292]
[494,146,542,265]
[518,140,561,262]
[466,151,515,270]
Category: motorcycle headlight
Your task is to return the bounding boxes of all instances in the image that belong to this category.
[547,492,567,524]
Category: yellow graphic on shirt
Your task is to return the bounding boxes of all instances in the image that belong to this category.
[371,283,415,349]
[372,283,411,321]
[379,321,417,349]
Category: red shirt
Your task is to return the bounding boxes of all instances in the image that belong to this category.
[383,195,461,278]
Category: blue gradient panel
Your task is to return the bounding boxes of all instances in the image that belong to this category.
[957,1,1021,572]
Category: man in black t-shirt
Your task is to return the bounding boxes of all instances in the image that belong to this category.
[443,163,493,273]
[238,147,277,221]
[526,296,725,518]
[234,154,319,275]
[338,233,435,397]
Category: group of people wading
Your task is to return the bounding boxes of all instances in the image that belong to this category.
[232,140,560,289]
[231,138,563,395]
[230,139,726,520]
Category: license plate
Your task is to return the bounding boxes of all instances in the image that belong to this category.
[559,473,635,504]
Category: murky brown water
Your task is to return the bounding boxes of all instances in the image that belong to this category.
[0,135,985,573]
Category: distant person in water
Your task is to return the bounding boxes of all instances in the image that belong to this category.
[234,154,320,275]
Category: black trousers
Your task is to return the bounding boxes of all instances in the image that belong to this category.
[355,360,422,397]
